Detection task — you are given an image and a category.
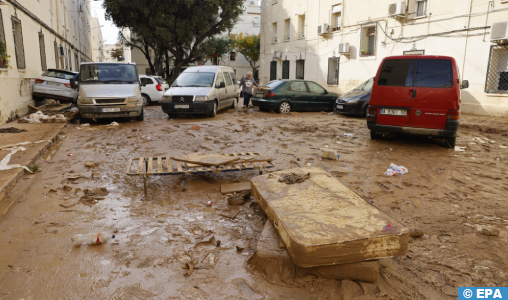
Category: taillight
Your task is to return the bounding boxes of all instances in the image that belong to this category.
[35,79,44,84]
[368,105,377,115]
[265,91,275,98]
[447,109,460,120]
[156,84,162,91]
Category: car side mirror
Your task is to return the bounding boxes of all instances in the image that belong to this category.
[461,80,469,89]
[70,79,77,88]
[219,82,226,88]
[324,90,328,94]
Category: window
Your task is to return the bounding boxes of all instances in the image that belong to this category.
[282,60,289,79]
[75,53,79,71]
[270,61,277,81]
[54,41,59,69]
[230,52,236,61]
[284,19,290,41]
[288,81,307,92]
[327,57,339,85]
[331,4,342,32]
[224,72,233,86]
[272,23,277,43]
[38,33,47,71]
[11,18,25,69]
[42,69,77,80]
[414,59,453,88]
[68,49,72,71]
[253,17,260,27]
[486,45,508,93]
[307,82,326,94]
[215,72,224,87]
[296,59,304,79]
[107,51,109,54]
[377,59,415,87]
[298,15,305,38]
[141,78,154,85]
[229,72,237,83]
[415,0,427,17]
[0,9,6,68]
[360,25,376,57]
[64,47,68,70]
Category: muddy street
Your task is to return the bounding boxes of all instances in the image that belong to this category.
[0,106,507,299]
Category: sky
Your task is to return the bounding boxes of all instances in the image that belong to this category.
[91,0,119,45]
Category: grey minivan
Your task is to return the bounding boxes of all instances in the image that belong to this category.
[161,66,239,117]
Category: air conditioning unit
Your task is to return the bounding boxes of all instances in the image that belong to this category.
[318,24,329,35]
[338,43,350,54]
[388,1,406,17]
[59,46,65,57]
[490,21,508,43]
[274,51,282,59]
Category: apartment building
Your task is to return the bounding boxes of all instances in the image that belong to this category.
[0,0,95,124]
[260,0,508,117]
[91,17,104,62]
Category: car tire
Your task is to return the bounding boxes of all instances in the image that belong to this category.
[444,136,456,148]
[79,114,90,124]
[209,101,217,117]
[231,98,238,109]
[142,94,151,106]
[136,108,144,121]
[278,101,291,114]
[167,113,176,119]
[370,130,381,140]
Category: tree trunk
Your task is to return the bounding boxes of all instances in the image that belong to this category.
[171,60,185,80]
[164,51,171,79]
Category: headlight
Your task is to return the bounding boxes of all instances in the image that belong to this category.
[162,95,172,101]
[126,96,141,103]
[348,98,359,103]
[78,98,93,104]
[195,96,208,101]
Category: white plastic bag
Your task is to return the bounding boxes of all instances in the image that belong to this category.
[320,148,339,160]
[384,163,408,176]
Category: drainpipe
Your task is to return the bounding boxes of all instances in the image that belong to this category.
[461,0,474,80]
[482,0,494,42]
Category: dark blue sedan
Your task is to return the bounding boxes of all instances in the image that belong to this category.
[335,77,374,117]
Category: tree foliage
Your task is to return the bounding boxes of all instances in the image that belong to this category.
[230,33,260,76]
[110,44,124,61]
[208,36,232,65]
[104,0,244,79]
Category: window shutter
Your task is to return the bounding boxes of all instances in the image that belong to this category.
[12,18,25,69]
[282,60,290,79]
[54,42,59,69]
[270,61,277,81]
[0,9,5,46]
[39,33,47,71]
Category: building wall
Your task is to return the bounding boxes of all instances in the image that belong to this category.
[0,0,95,125]
[260,0,508,118]
[91,18,104,62]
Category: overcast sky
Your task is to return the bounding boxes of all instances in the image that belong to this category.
[91,0,119,45]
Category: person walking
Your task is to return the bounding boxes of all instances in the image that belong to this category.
[238,72,259,112]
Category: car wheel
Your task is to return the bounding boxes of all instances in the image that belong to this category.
[370,130,381,140]
[231,98,238,109]
[209,101,217,117]
[79,114,90,124]
[142,94,151,106]
[167,113,176,119]
[278,101,291,114]
[136,108,144,121]
[444,136,456,148]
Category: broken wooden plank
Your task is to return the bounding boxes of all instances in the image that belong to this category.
[137,157,144,173]
[157,157,163,173]
[147,157,153,174]
[126,158,134,174]
[166,156,172,173]
[176,161,183,173]
[221,182,252,194]
[172,153,241,167]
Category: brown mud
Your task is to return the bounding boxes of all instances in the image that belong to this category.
[0,107,507,299]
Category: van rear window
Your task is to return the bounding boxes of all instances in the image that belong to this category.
[414,59,454,88]
[377,59,415,87]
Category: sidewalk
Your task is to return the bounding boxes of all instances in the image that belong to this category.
[0,122,67,211]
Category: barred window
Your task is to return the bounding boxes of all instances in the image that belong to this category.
[296,59,305,79]
[39,33,47,71]
[68,49,72,70]
[485,45,508,94]
[270,61,277,81]
[360,25,376,57]
[0,9,6,67]
[327,57,339,85]
[54,41,59,69]
[282,60,289,79]
[12,18,25,69]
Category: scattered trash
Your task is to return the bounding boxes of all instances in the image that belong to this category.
[384,163,408,176]
[191,125,200,130]
[84,162,96,167]
[110,122,119,126]
[382,222,401,233]
[67,153,74,156]
[63,185,73,192]
[278,172,311,184]
[79,188,108,205]
[20,111,67,123]
[195,235,221,247]
[227,191,252,205]
[70,107,79,113]
[344,133,353,137]
[183,262,194,276]
[500,145,508,149]
[60,200,79,208]
[207,201,212,206]
[71,232,115,246]
[390,148,393,151]
[236,245,245,252]
[409,228,424,238]
[0,146,33,173]
[0,127,27,133]
[81,123,90,127]
[454,146,466,152]
[320,148,340,160]
[481,226,500,236]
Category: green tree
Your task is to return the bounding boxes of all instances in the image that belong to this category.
[0,42,12,69]
[230,33,260,76]
[207,36,231,65]
[104,0,244,79]
[110,44,124,61]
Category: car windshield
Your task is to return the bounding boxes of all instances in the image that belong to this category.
[172,73,215,87]
[79,64,138,83]
[263,80,285,89]
[42,70,77,80]
[354,78,374,91]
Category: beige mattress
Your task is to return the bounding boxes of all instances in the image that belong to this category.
[250,167,409,268]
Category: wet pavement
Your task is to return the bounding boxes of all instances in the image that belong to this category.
[0,106,507,299]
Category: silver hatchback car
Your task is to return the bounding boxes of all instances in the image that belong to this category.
[32,69,79,103]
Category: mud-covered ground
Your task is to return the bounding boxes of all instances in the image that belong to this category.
[0,106,507,300]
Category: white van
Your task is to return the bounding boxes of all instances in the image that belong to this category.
[161,66,238,117]
[70,62,144,122]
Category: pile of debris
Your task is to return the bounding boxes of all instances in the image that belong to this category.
[278,172,310,184]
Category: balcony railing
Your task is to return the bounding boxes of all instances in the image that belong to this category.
[331,26,341,32]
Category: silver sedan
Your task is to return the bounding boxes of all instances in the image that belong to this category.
[32,69,79,103]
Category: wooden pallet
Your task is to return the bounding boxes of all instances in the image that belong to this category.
[127,152,274,176]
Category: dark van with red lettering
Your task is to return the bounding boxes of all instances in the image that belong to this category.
[367,55,469,148]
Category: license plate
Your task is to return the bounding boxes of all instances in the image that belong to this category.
[336,105,344,109]
[102,108,120,112]
[256,93,264,97]
[381,109,407,116]
[48,82,60,86]
[175,105,189,109]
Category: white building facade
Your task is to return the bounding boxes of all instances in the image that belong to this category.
[91,17,104,63]
[0,0,95,124]
[260,0,508,117]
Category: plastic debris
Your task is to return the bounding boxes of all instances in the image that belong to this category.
[70,107,79,113]
[320,148,339,160]
[344,133,353,137]
[384,163,408,176]
[382,222,400,233]
[191,125,200,130]
[81,123,90,127]
[22,111,67,123]
[207,201,212,206]
[0,146,32,173]
[67,153,74,156]
[71,232,115,246]
[454,146,466,152]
